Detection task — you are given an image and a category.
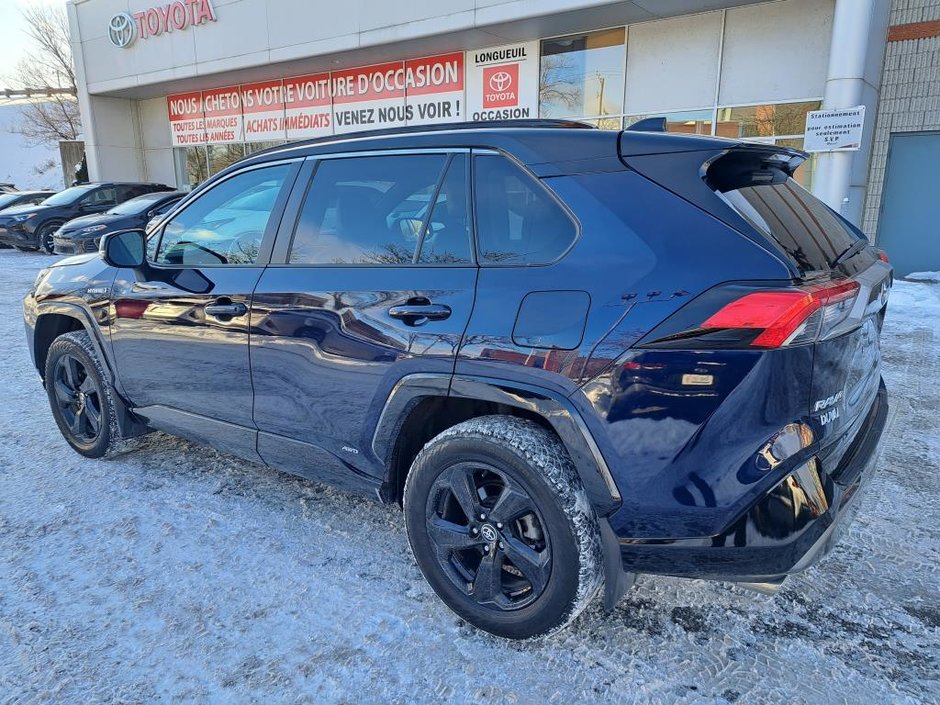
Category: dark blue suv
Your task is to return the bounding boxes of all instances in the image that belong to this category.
[23,121,890,638]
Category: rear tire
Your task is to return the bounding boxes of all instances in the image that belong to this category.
[44,331,125,458]
[404,416,602,639]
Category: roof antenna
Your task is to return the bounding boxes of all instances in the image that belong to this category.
[626,117,667,133]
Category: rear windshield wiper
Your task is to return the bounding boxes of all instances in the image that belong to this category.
[830,238,868,268]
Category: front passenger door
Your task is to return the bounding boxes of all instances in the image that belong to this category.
[109,161,299,461]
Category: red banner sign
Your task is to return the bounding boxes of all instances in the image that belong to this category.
[167,90,207,146]
[166,50,470,147]
[283,73,333,140]
[241,79,287,142]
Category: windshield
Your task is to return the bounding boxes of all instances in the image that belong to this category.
[0,193,22,209]
[107,194,164,216]
[42,184,97,207]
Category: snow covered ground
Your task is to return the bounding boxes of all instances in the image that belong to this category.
[0,249,938,705]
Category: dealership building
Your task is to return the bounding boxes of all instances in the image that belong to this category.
[67,0,940,274]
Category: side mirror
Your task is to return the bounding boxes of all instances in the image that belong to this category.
[101,229,146,268]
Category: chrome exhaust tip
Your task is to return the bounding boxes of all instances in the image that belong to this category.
[733,578,786,595]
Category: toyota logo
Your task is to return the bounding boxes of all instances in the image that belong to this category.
[488,71,512,93]
[108,12,137,48]
[480,524,498,543]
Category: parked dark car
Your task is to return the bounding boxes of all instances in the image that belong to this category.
[53,191,185,255]
[0,182,171,253]
[0,191,56,248]
[23,121,890,639]
[0,190,56,212]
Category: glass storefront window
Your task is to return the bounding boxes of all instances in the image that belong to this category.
[185,146,208,190]
[715,101,821,139]
[578,116,624,130]
[540,28,625,120]
[208,143,246,176]
[245,141,286,154]
[175,142,285,191]
[625,109,714,135]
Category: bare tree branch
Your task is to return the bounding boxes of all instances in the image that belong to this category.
[3,3,81,147]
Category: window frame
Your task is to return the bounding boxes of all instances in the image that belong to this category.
[147,158,303,269]
[470,149,582,268]
[271,148,477,268]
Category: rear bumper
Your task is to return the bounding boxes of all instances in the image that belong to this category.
[618,380,888,582]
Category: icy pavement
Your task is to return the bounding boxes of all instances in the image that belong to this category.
[0,248,937,705]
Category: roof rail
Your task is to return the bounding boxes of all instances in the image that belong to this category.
[250,118,595,157]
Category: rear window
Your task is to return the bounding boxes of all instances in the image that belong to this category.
[718,179,858,274]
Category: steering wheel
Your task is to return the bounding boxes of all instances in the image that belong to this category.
[226,232,261,264]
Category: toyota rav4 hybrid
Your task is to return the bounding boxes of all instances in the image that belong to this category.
[0,182,171,253]
[23,121,890,639]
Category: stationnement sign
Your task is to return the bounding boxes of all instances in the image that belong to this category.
[803,106,865,152]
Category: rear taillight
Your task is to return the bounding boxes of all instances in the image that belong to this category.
[702,280,859,348]
[642,279,860,350]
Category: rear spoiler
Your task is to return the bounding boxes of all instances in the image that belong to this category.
[701,146,807,190]
[618,140,809,276]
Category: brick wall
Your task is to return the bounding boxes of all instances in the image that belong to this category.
[862,0,940,239]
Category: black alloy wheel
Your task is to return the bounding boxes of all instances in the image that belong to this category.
[51,352,104,444]
[425,461,552,610]
[405,416,603,638]
[39,223,59,254]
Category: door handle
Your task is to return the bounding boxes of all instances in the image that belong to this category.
[388,303,452,325]
[204,300,247,318]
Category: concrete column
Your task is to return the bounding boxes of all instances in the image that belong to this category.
[813,0,890,224]
[66,2,146,183]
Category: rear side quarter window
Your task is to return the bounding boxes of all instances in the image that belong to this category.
[473,154,578,265]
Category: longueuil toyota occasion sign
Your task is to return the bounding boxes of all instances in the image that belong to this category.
[166,42,540,147]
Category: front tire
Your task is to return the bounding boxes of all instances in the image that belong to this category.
[404,416,602,639]
[44,331,120,458]
[37,222,59,254]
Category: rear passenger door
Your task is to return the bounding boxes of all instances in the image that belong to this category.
[250,150,477,488]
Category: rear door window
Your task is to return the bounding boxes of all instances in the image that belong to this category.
[82,187,117,207]
[288,153,472,265]
[473,154,577,265]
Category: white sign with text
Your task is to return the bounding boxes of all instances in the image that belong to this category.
[804,106,865,152]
